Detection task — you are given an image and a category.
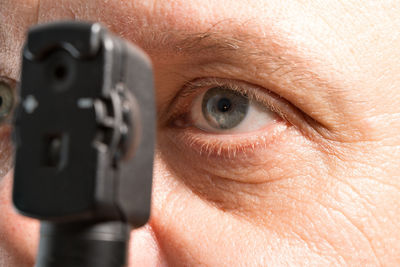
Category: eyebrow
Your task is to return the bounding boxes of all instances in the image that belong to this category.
[133,27,292,83]
[150,30,253,54]
[136,28,274,63]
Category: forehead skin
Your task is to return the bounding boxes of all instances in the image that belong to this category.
[1,0,400,266]
[0,0,38,79]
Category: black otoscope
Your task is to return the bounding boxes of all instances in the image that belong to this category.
[12,21,156,267]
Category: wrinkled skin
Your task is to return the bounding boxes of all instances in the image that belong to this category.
[1,1,400,266]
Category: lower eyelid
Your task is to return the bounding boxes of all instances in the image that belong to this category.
[166,118,289,158]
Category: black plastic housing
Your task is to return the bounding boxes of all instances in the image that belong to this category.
[13,21,156,227]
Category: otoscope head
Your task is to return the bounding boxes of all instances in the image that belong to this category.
[12,21,156,227]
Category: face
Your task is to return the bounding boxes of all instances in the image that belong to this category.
[1,0,400,266]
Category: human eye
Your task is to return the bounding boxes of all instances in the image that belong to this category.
[0,76,16,178]
[165,77,300,157]
[0,77,16,124]
[188,85,277,134]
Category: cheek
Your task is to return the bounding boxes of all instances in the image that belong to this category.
[0,172,39,267]
[151,133,379,265]
[0,127,13,178]
[148,152,334,266]
[149,155,271,266]
[157,125,327,218]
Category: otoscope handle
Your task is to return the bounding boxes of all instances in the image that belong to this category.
[35,221,129,267]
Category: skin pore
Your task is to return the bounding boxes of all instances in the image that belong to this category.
[1,0,400,266]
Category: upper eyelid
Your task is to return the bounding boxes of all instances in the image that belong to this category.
[176,78,265,104]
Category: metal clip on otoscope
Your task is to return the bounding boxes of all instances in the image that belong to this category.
[12,21,156,267]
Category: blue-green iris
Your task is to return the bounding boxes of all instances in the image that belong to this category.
[202,87,249,130]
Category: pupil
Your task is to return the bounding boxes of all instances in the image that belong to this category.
[217,98,231,112]
[0,96,3,107]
